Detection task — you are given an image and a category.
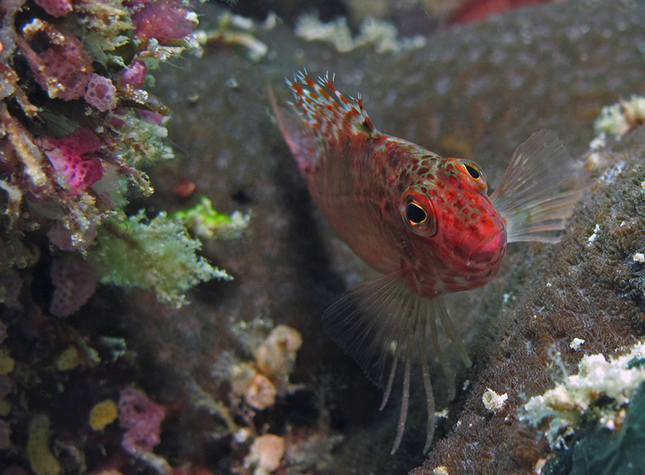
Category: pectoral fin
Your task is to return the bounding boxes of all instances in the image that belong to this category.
[322,272,470,453]
[490,130,589,243]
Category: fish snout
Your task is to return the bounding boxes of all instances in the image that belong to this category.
[468,227,507,265]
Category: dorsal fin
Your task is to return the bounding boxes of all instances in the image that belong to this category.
[287,70,376,138]
[268,84,322,172]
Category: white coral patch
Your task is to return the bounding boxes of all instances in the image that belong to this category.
[482,388,509,414]
[521,340,645,446]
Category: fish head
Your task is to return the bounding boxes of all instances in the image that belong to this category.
[398,158,507,291]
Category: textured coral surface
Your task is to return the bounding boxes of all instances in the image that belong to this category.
[2,0,645,474]
[137,0,645,472]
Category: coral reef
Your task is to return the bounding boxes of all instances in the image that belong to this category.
[173,196,250,240]
[244,434,286,475]
[49,256,98,317]
[26,415,60,475]
[521,341,645,446]
[2,0,645,474]
[193,11,270,63]
[595,95,645,138]
[295,13,426,53]
[0,0,245,473]
[0,0,200,256]
[146,0,645,472]
[88,399,118,431]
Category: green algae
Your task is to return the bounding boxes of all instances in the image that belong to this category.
[87,210,231,308]
[172,196,250,240]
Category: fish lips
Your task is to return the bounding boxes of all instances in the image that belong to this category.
[468,228,508,265]
[452,227,507,269]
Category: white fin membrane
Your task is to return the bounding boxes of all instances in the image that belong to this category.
[490,129,588,243]
[268,85,322,171]
[322,272,471,454]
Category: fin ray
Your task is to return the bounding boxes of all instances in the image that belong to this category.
[322,273,469,453]
[490,129,588,243]
[268,84,321,171]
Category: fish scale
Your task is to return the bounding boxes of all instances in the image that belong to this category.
[270,71,588,454]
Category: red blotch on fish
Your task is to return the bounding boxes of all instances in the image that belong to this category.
[449,0,556,25]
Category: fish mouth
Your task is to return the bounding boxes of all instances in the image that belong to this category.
[467,228,507,264]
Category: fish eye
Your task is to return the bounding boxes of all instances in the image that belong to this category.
[400,192,437,237]
[464,163,480,179]
[406,202,427,225]
[457,159,487,194]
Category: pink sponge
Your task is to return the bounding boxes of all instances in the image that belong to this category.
[118,387,166,455]
[49,257,98,317]
[42,128,104,196]
[34,0,73,17]
[132,0,195,45]
[32,37,93,100]
[120,61,147,89]
[85,74,117,112]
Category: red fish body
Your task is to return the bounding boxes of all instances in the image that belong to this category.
[271,71,586,453]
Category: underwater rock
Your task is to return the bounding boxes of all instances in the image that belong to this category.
[49,0,633,472]
[1,0,644,473]
[137,1,645,471]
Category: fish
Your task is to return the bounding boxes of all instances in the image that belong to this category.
[269,70,587,454]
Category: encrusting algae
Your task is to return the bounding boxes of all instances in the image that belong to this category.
[271,70,589,453]
[27,415,61,475]
[89,399,119,432]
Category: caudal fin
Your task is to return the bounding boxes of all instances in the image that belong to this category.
[322,272,470,454]
[490,130,589,243]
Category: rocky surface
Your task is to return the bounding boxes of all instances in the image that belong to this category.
[3,0,645,473]
[122,0,645,472]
